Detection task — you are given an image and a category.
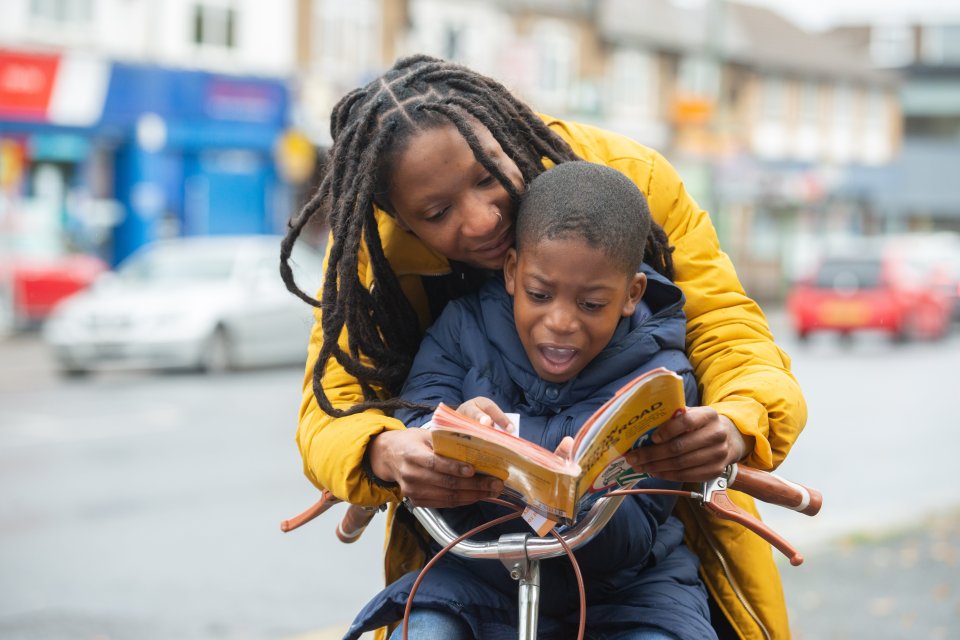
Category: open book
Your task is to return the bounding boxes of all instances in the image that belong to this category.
[429,367,686,533]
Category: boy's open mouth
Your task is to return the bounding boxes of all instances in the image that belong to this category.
[538,346,578,374]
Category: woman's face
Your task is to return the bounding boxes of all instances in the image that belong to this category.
[385,121,524,270]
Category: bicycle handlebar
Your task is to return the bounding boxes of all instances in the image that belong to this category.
[403,464,821,567]
[408,465,817,567]
[337,505,378,543]
[409,493,635,562]
[727,465,822,516]
[282,464,822,567]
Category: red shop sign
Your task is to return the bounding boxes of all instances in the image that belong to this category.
[0,50,60,121]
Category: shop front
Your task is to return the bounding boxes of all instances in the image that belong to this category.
[0,49,292,327]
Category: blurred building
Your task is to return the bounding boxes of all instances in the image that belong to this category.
[0,0,300,268]
[295,0,901,300]
[830,19,960,234]
[596,0,900,298]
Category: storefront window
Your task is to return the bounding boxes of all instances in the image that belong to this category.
[193,3,237,49]
[529,19,576,114]
[314,0,381,91]
[29,0,93,25]
[921,24,960,65]
[609,48,658,120]
[869,24,914,68]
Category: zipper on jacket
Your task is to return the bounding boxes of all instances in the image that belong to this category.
[689,506,771,640]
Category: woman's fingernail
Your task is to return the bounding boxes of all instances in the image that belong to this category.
[460,464,472,476]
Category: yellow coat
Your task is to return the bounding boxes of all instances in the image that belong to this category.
[296,115,807,639]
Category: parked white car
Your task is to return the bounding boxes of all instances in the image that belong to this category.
[43,235,323,375]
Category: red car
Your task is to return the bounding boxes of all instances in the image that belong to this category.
[786,247,952,342]
[0,251,107,329]
[889,232,960,322]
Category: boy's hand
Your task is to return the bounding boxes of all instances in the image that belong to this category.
[554,436,575,460]
[456,396,516,433]
[624,406,749,482]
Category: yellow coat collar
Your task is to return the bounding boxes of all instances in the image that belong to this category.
[373,208,451,284]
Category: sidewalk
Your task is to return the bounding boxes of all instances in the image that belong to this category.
[781,508,960,639]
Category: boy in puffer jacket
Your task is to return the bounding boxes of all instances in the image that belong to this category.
[346,161,717,640]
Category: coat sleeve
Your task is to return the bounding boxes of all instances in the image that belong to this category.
[546,117,806,470]
[645,153,806,470]
[294,234,406,506]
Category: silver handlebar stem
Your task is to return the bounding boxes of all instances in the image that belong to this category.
[407,494,626,561]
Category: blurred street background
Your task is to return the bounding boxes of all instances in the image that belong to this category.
[4,315,960,639]
[2,0,960,638]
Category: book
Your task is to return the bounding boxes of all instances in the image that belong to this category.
[429,367,687,533]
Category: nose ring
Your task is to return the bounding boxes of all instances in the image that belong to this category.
[492,208,503,222]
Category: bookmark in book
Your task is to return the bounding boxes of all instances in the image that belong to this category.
[521,507,558,537]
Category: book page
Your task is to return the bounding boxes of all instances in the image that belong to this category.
[572,368,686,504]
[430,404,581,520]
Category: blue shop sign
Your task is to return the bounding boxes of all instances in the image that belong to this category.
[101,63,288,128]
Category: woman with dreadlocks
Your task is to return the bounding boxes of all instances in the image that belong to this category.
[341,160,718,640]
[281,55,805,639]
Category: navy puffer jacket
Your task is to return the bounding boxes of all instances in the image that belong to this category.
[345,267,717,640]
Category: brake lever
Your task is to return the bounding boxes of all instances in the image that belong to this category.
[701,473,805,566]
[280,488,341,533]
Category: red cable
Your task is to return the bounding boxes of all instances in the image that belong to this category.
[608,488,702,499]
[550,526,586,640]
[492,497,587,639]
[402,488,700,639]
[402,510,522,640]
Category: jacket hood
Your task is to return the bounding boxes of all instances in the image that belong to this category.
[478,265,686,414]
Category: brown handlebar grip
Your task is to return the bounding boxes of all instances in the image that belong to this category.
[729,465,822,516]
[336,505,378,544]
[280,489,341,532]
[705,491,804,566]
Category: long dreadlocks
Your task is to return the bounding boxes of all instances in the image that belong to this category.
[279,55,580,417]
[280,55,674,419]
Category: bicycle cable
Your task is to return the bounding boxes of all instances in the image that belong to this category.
[401,488,697,640]
[402,509,525,640]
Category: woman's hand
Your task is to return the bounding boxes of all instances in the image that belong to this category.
[456,396,515,433]
[624,406,750,482]
[368,428,504,507]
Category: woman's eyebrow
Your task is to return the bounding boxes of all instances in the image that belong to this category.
[410,195,447,213]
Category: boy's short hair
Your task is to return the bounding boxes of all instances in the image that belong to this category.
[516,161,651,274]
